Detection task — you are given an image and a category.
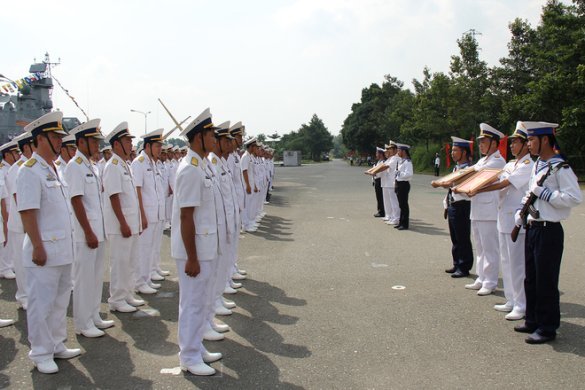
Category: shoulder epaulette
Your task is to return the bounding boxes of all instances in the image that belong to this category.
[212,157,217,165]
[25,158,37,168]
[75,157,83,164]
[54,160,61,166]
[138,156,145,163]
[112,159,119,165]
[0,162,4,168]
[191,157,199,167]
[523,159,531,164]
[17,160,24,167]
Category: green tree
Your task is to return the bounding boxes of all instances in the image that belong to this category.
[298,114,334,161]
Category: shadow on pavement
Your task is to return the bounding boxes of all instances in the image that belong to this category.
[408,219,449,236]
[0,335,16,388]
[249,215,294,242]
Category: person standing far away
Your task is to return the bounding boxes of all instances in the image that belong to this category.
[434,152,441,176]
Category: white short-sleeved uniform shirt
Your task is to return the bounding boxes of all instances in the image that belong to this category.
[381,155,400,188]
[131,151,165,222]
[7,157,26,233]
[0,182,7,243]
[241,151,254,187]
[497,154,534,233]
[102,152,141,235]
[470,150,506,221]
[65,151,106,243]
[17,152,74,267]
[171,149,218,261]
[54,155,68,184]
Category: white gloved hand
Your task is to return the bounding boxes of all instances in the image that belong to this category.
[514,210,523,226]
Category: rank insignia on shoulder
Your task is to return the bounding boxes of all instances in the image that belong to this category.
[212,157,217,165]
[17,160,24,167]
[0,162,4,168]
[54,160,61,166]
[24,158,37,168]
[523,159,530,164]
[112,159,119,165]
[191,157,198,167]
[138,156,145,163]
[76,157,83,164]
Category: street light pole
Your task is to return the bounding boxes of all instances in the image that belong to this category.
[130,109,151,134]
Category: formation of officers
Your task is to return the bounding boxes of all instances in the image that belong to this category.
[365,141,413,230]
[0,108,276,375]
[432,121,582,344]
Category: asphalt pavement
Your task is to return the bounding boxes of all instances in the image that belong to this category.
[2,158,585,389]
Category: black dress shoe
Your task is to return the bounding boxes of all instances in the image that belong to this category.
[445,267,456,274]
[393,225,401,229]
[451,270,469,278]
[397,226,408,230]
[374,212,384,218]
[525,331,556,344]
[514,324,537,334]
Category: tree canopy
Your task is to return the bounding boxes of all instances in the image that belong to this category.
[341,0,585,170]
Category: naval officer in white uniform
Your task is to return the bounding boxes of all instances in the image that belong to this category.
[103,122,144,313]
[7,132,35,311]
[131,128,166,294]
[459,123,506,295]
[17,111,81,374]
[171,108,222,376]
[65,119,115,337]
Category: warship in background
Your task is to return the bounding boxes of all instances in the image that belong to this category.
[0,53,80,144]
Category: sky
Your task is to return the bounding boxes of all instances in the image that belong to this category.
[2,0,556,140]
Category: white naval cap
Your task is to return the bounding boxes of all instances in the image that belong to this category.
[141,128,164,143]
[172,145,180,152]
[105,121,135,144]
[509,121,528,139]
[396,143,410,150]
[478,123,504,140]
[70,118,105,140]
[229,121,244,136]
[376,146,385,152]
[0,140,18,154]
[522,121,559,136]
[61,134,77,146]
[180,108,217,139]
[24,111,67,137]
[14,131,34,150]
[384,140,397,149]
[244,137,257,148]
[99,145,112,153]
[451,136,473,147]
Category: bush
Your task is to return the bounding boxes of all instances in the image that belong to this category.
[410,144,444,173]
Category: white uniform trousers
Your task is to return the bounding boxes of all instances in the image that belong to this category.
[244,192,255,228]
[0,244,12,274]
[26,264,72,364]
[9,231,27,306]
[165,195,173,225]
[471,220,500,290]
[136,222,158,289]
[73,241,105,332]
[108,233,138,305]
[499,232,527,312]
[149,220,164,276]
[382,187,400,223]
[176,258,214,366]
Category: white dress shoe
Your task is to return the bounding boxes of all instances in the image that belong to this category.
[148,281,162,289]
[181,362,215,376]
[0,318,15,328]
[215,305,233,316]
[465,281,482,290]
[203,328,225,341]
[477,287,494,296]
[0,270,16,279]
[245,227,257,232]
[232,273,247,280]
[202,351,223,363]
[236,268,247,276]
[211,321,230,333]
[223,286,237,295]
[76,327,105,338]
[35,358,58,374]
[505,309,526,321]
[54,348,82,359]
[94,319,115,329]
[150,273,165,281]
[382,217,389,221]
[222,298,236,309]
[494,302,513,312]
[230,281,242,289]
[110,303,137,313]
[126,296,145,307]
[17,301,28,311]
[136,285,158,295]
[157,269,171,277]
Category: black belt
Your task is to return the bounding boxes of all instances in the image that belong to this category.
[529,221,560,227]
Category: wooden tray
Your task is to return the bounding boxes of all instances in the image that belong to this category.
[453,168,502,193]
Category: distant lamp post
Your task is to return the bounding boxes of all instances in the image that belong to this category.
[130,109,151,134]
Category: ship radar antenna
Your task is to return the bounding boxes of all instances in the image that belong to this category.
[42,52,61,79]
